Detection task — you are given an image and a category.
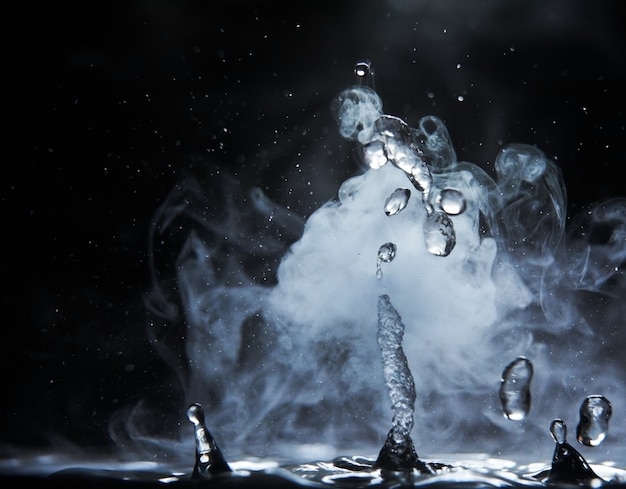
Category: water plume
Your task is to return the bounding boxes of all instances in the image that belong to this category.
[133,69,626,464]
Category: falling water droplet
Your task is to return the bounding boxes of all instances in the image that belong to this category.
[384,188,411,216]
[576,395,612,447]
[499,356,533,421]
[354,60,372,78]
[376,242,397,279]
[423,211,455,256]
[436,188,466,215]
[547,419,603,485]
[187,403,232,478]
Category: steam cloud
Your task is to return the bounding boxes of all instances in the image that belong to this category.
[138,83,626,464]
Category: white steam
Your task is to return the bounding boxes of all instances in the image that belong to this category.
[139,86,626,464]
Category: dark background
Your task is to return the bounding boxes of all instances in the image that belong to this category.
[2,0,626,457]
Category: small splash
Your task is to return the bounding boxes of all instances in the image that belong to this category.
[186,403,232,478]
[546,418,604,485]
[576,395,612,447]
[384,188,411,216]
[499,356,533,421]
[423,210,456,256]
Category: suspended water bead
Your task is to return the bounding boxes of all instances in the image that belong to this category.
[186,403,232,478]
[384,188,411,216]
[436,188,466,215]
[376,242,397,279]
[354,59,372,78]
[499,356,533,421]
[423,210,456,256]
[547,418,603,485]
[576,395,612,447]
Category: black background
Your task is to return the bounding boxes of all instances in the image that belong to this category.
[2,0,626,456]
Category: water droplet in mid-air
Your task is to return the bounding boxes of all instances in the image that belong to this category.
[436,188,466,215]
[499,356,533,421]
[423,211,455,256]
[576,395,612,447]
[376,242,397,279]
[384,188,411,216]
[354,60,372,78]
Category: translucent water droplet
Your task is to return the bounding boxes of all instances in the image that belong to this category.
[499,356,533,421]
[550,418,567,444]
[423,211,455,256]
[436,188,466,215]
[354,60,372,78]
[376,242,397,279]
[186,403,231,478]
[576,395,612,447]
[384,188,411,216]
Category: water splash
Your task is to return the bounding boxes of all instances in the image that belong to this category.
[499,357,533,421]
[186,403,231,478]
[576,395,612,447]
[376,242,397,279]
[375,294,432,474]
[546,419,603,485]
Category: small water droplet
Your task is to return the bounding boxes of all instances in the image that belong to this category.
[550,419,567,444]
[576,395,612,447]
[354,60,372,78]
[436,188,466,215]
[423,211,455,256]
[376,242,397,279]
[548,418,603,485]
[499,356,533,421]
[384,188,411,216]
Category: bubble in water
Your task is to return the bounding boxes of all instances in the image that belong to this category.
[423,211,455,256]
[576,395,612,447]
[499,356,533,421]
[436,188,466,215]
[376,242,397,279]
[384,188,411,216]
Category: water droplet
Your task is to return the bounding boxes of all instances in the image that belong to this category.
[499,356,533,421]
[436,188,466,215]
[376,242,397,279]
[576,395,612,447]
[547,419,603,485]
[354,60,372,78]
[384,188,411,216]
[423,211,455,256]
